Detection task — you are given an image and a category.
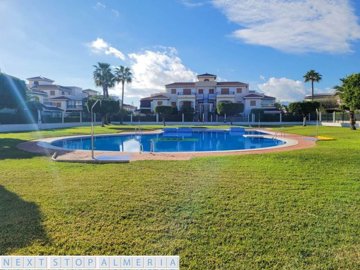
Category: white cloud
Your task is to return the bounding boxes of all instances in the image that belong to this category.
[111,9,120,17]
[94,2,106,9]
[180,0,206,8]
[89,38,126,60]
[122,47,196,98]
[87,39,196,99]
[212,0,360,53]
[258,77,309,102]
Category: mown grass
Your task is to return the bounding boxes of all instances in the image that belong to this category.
[0,125,359,269]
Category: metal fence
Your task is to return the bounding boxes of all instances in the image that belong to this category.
[320,112,360,123]
[1,110,359,125]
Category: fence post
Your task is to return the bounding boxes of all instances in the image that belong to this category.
[224,114,227,122]
[156,113,159,123]
[94,113,96,123]
[80,112,82,123]
[210,114,213,122]
[252,113,255,123]
[61,112,65,123]
[37,110,42,124]
[280,113,282,123]
[319,111,322,122]
[333,111,336,123]
[182,113,184,123]
[130,113,133,123]
[216,114,218,122]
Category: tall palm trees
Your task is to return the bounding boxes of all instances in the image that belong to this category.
[93,63,115,98]
[304,70,322,101]
[114,66,132,124]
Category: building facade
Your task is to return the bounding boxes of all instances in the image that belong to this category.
[140,73,276,120]
[27,76,99,112]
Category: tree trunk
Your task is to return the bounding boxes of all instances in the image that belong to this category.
[303,115,307,126]
[163,115,166,126]
[311,80,314,101]
[101,115,105,127]
[349,110,356,130]
[120,81,125,125]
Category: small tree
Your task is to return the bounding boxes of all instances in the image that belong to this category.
[288,101,320,126]
[217,102,244,124]
[86,97,120,126]
[0,73,27,109]
[335,73,360,130]
[155,105,173,126]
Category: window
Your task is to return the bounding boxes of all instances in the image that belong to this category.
[236,88,242,94]
[50,90,55,96]
[171,89,176,94]
[182,101,192,108]
[221,88,229,94]
[157,101,163,106]
[250,100,256,106]
[55,102,61,108]
[209,89,214,94]
[171,102,176,107]
[62,91,65,95]
[183,89,191,95]
[198,89,203,94]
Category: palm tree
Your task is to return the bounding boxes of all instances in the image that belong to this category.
[93,63,115,126]
[93,62,115,98]
[114,66,132,124]
[304,70,322,101]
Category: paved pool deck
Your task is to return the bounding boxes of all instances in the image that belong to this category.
[17,129,317,162]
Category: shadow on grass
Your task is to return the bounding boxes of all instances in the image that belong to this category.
[0,138,41,160]
[0,185,49,254]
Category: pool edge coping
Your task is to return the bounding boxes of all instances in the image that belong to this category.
[17,129,317,162]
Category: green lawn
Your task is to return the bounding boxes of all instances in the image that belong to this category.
[0,125,359,269]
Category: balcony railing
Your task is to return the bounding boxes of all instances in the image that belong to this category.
[66,105,83,110]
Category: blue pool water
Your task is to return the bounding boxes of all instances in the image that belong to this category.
[51,129,285,153]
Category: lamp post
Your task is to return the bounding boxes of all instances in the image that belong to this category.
[316,108,319,137]
[91,99,100,160]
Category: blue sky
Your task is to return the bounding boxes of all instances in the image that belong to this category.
[1,0,360,106]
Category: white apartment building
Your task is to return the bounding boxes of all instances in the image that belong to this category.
[140,73,276,120]
[27,76,99,112]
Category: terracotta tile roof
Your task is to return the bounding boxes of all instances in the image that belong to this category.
[165,82,196,87]
[217,81,248,86]
[243,93,264,98]
[49,96,71,100]
[262,95,276,100]
[197,73,216,77]
[29,89,47,96]
[27,76,54,82]
[141,94,169,101]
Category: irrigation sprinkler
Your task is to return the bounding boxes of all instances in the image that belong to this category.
[91,99,100,160]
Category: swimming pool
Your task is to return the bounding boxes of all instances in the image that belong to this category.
[50,129,285,153]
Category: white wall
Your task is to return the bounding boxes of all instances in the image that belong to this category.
[0,122,101,133]
[150,100,170,112]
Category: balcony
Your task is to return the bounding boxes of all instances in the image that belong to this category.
[177,93,195,99]
[217,93,235,99]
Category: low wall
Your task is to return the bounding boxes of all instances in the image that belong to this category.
[122,121,311,126]
[0,122,102,133]
[321,122,359,128]
[0,121,339,133]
